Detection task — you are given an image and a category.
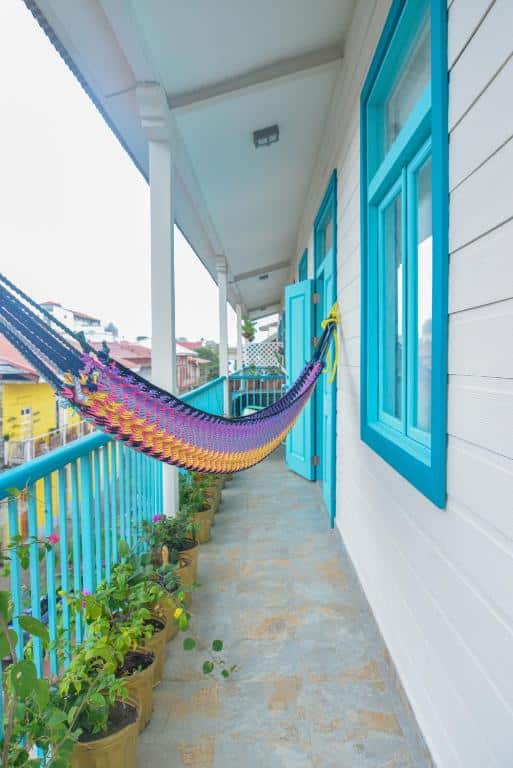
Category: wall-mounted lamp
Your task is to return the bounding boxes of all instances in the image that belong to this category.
[253,124,279,149]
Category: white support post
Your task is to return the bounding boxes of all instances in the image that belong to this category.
[217,256,230,416]
[236,303,243,372]
[137,83,179,517]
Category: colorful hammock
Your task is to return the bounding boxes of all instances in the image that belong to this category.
[0,273,338,473]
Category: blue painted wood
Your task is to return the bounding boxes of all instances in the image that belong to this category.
[80,454,95,595]
[360,0,448,507]
[118,444,126,543]
[70,461,83,644]
[57,467,71,667]
[110,443,118,563]
[314,171,338,526]
[7,496,23,660]
[92,450,102,586]
[285,279,315,480]
[43,475,58,675]
[298,249,308,281]
[27,488,43,676]
[0,432,111,499]
[102,447,111,580]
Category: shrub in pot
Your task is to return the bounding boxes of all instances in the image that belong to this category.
[56,645,140,767]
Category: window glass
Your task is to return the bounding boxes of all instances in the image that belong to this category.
[323,213,333,257]
[385,11,431,149]
[381,192,403,421]
[413,155,432,433]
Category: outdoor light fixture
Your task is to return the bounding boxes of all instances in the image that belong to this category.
[258,273,269,281]
[253,124,279,148]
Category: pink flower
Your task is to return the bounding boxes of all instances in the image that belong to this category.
[48,532,60,545]
[153,514,163,523]
[81,589,91,609]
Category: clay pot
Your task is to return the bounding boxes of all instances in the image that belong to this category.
[142,618,167,686]
[122,650,155,732]
[71,700,139,768]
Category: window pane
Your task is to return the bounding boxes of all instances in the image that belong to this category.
[324,213,333,256]
[414,156,432,433]
[381,193,403,420]
[385,11,430,150]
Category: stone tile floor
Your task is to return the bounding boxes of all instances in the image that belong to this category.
[138,450,432,767]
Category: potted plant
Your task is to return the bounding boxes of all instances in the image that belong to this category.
[75,586,157,730]
[90,562,168,688]
[146,514,200,585]
[241,316,256,342]
[149,562,189,642]
[180,475,213,544]
[57,647,140,768]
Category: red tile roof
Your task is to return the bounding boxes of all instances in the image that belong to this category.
[0,336,39,380]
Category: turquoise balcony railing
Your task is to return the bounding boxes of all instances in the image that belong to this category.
[0,432,163,687]
[0,375,228,710]
[181,375,225,414]
[229,368,286,417]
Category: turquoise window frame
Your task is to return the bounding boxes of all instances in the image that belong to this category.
[298,249,308,282]
[314,173,337,273]
[360,0,448,507]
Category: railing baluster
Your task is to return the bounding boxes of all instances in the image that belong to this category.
[7,496,23,660]
[135,452,141,551]
[57,467,71,667]
[93,450,102,586]
[44,475,58,675]
[118,443,126,544]
[102,447,111,580]
[27,485,43,676]
[127,449,134,548]
[80,454,95,595]
[70,461,83,644]
[110,442,118,564]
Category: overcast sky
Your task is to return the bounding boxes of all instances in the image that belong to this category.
[0,0,238,345]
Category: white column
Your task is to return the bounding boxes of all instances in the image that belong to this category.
[136,83,179,516]
[149,139,178,516]
[236,303,243,371]
[216,255,230,416]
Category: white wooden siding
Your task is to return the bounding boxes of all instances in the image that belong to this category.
[292,0,513,765]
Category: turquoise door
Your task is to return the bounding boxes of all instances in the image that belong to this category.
[314,172,337,526]
[285,279,315,480]
[316,251,337,524]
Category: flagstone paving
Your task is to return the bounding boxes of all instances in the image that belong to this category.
[138,449,432,767]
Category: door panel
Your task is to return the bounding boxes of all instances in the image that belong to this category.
[319,251,337,524]
[285,279,315,480]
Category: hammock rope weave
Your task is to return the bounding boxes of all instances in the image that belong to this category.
[0,273,338,473]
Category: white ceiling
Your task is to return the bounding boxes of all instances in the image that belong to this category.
[31,0,356,315]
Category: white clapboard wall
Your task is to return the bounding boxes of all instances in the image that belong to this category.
[290,1,513,766]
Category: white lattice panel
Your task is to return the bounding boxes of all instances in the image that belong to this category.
[243,341,282,368]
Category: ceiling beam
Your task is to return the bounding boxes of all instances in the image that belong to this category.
[247,302,282,321]
[168,44,343,111]
[231,260,290,284]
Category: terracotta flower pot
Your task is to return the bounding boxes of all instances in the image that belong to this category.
[142,617,167,686]
[71,700,139,768]
[121,650,155,732]
[192,508,213,544]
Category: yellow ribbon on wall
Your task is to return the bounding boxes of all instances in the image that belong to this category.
[321,303,340,385]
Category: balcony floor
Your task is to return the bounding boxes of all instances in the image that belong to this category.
[138,449,431,767]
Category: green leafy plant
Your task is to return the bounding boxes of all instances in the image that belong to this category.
[241,316,256,342]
